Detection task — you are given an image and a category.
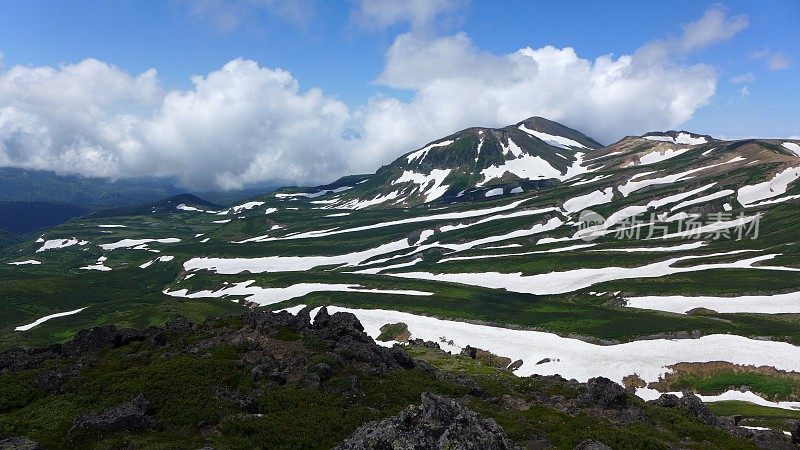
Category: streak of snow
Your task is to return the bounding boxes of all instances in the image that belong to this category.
[15,307,89,331]
[625,291,800,314]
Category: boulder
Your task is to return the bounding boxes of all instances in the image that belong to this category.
[578,377,627,409]
[335,392,519,449]
[71,394,154,433]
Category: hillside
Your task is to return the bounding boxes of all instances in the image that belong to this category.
[1,308,793,449]
[2,116,800,441]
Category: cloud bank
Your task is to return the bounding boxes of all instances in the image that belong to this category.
[0,5,749,190]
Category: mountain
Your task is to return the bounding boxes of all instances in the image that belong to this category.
[2,116,800,441]
[277,116,602,208]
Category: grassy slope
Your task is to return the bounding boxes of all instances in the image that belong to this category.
[0,319,761,449]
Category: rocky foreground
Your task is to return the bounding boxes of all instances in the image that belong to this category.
[1,308,798,449]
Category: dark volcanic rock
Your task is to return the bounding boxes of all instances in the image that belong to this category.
[0,436,43,450]
[0,346,60,373]
[335,392,519,450]
[60,325,146,357]
[165,315,195,333]
[71,394,154,433]
[33,362,84,393]
[578,377,627,409]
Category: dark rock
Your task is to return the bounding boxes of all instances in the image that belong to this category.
[407,338,440,349]
[60,325,146,357]
[679,392,718,426]
[0,436,43,450]
[151,330,168,347]
[344,375,364,398]
[33,362,83,393]
[390,345,416,369]
[507,360,523,371]
[574,439,612,450]
[314,362,333,381]
[648,393,681,408]
[335,392,519,449]
[792,420,800,444]
[267,372,287,386]
[71,394,154,433]
[578,377,627,409]
[461,345,478,359]
[165,315,194,333]
[302,373,321,389]
[737,427,796,450]
[0,346,60,373]
[215,388,257,413]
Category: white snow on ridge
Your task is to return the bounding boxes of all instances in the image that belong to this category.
[248,199,530,240]
[323,306,800,389]
[176,204,204,212]
[563,188,614,213]
[15,307,88,331]
[184,238,412,274]
[670,189,733,211]
[98,224,127,228]
[140,255,175,269]
[439,243,597,263]
[485,188,503,197]
[518,124,589,149]
[275,185,352,199]
[8,260,41,265]
[99,238,181,251]
[644,132,707,145]
[392,168,451,203]
[405,140,454,163]
[36,238,87,253]
[625,291,800,314]
[480,139,563,184]
[165,281,432,306]
[591,242,707,253]
[80,256,111,272]
[392,253,797,296]
[737,166,800,206]
[570,174,612,186]
[782,142,800,157]
[638,148,690,166]
[340,191,401,210]
[231,201,265,213]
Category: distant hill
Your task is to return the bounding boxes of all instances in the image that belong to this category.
[0,167,279,209]
[0,201,89,233]
[88,194,222,218]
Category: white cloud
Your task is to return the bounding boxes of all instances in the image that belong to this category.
[730,72,754,84]
[355,31,717,161]
[350,0,466,31]
[738,86,749,98]
[751,50,791,71]
[0,59,350,189]
[677,4,748,52]
[0,5,751,190]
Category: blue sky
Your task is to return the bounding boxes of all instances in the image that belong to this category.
[0,0,798,188]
